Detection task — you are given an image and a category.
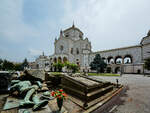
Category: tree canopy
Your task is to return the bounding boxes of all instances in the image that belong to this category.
[2,60,14,71]
[22,58,29,69]
[52,61,79,73]
[90,54,107,73]
[0,58,29,71]
[0,59,3,70]
[53,62,64,72]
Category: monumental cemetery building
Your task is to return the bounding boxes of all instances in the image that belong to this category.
[35,24,150,74]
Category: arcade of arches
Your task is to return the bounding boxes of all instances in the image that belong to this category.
[102,55,132,64]
[101,54,141,74]
[52,57,68,64]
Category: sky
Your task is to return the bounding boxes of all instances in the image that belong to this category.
[0,0,150,62]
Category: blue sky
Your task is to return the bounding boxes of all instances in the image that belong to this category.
[0,0,150,62]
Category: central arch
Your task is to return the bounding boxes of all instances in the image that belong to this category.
[63,57,68,63]
[102,57,107,63]
[115,56,123,64]
[123,55,132,64]
[115,67,120,73]
[107,56,114,64]
[54,57,57,63]
[58,57,62,63]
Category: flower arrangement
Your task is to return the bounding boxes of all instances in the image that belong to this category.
[51,89,67,111]
[51,89,67,99]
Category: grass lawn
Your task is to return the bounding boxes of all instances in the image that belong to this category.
[49,72,63,76]
[51,72,62,74]
[88,73,120,76]
[50,72,120,76]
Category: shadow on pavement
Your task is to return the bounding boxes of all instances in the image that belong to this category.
[92,85,129,113]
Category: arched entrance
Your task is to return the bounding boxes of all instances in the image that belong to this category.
[107,56,114,64]
[54,57,57,63]
[58,57,62,63]
[115,67,120,73]
[124,55,132,64]
[115,56,123,64]
[63,57,68,63]
[137,69,141,74]
[102,57,107,63]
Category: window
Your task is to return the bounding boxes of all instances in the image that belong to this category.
[76,48,79,54]
[60,45,63,51]
[71,48,73,54]
[79,34,82,38]
[65,33,69,37]
[77,62,80,66]
[86,44,88,49]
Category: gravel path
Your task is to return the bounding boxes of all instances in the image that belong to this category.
[89,74,150,113]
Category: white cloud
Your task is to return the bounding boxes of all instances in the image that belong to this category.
[61,0,150,51]
[0,0,42,43]
[28,48,42,56]
[0,0,56,61]
[0,0,150,61]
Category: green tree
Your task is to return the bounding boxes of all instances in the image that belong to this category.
[144,57,150,70]
[2,60,14,71]
[64,61,71,70]
[22,58,29,69]
[0,58,3,70]
[64,62,79,73]
[90,54,107,73]
[69,63,79,73]
[53,62,64,72]
[106,67,111,73]
[14,63,24,71]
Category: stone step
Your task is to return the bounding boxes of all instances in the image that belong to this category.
[87,82,112,93]
[87,85,114,97]
[62,84,114,102]
[87,85,114,102]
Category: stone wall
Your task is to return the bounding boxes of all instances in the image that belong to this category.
[90,45,142,64]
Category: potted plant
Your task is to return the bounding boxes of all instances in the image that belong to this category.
[51,89,67,111]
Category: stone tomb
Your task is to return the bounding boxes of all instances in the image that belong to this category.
[61,74,118,109]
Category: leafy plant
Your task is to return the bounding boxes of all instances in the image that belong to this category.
[64,61,79,73]
[51,89,67,99]
[53,62,64,72]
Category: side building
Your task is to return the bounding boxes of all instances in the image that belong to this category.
[34,52,50,70]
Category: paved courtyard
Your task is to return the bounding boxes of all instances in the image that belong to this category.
[89,74,150,113]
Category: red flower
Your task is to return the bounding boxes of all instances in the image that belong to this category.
[59,89,63,92]
[51,89,67,99]
[62,93,67,97]
[51,91,55,97]
[58,95,61,99]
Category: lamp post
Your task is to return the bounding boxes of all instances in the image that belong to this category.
[116,79,119,88]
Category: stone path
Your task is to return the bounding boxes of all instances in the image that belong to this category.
[89,74,150,113]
